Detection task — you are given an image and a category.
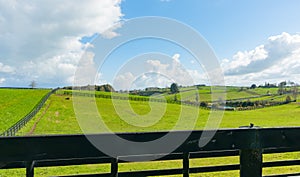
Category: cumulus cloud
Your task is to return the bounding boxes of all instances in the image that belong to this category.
[134,73,171,88]
[0,62,14,85]
[172,53,180,62]
[113,54,203,90]
[145,60,169,73]
[222,32,300,85]
[19,52,80,86]
[74,51,100,86]
[0,62,14,73]
[0,78,5,84]
[0,0,122,87]
[222,45,268,74]
[114,72,135,90]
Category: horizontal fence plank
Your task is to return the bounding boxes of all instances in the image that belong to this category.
[54,165,241,177]
[1,127,300,177]
[263,159,300,168]
[264,172,300,177]
[55,168,183,177]
[0,150,240,169]
[190,164,239,173]
[0,135,105,162]
[1,127,300,162]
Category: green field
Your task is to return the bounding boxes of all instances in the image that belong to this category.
[157,86,287,103]
[1,87,300,176]
[0,88,50,133]
[17,93,300,135]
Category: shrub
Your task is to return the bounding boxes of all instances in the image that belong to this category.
[286,95,292,103]
[200,102,207,107]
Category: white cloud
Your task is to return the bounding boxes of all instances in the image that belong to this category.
[146,60,169,73]
[134,73,173,89]
[114,72,135,90]
[0,78,5,84]
[16,51,81,86]
[172,53,180,63]
[222,45,268,75]
[222,32,300,85]
[113,53,201,90]
[101,22,122,39]
[73,51,103,86]
[0,62,14,73]
[0,0,122,87]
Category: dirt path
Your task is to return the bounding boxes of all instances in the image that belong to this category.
[27,101,51,135]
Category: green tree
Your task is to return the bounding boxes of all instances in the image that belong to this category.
[29,80,37,89]
[278,81,287,95]
[250,84,257,89]
[195,93,199,102]
[286,95,292,103]
[170,83,179,94]
[200,102,207,107]
[174,94,178,101]
[292,85,298,101]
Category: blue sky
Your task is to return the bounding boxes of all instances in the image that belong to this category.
[1,0,300,89]
[122,0,300,57]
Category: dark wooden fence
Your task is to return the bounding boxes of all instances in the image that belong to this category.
[0,88,59,136]
[1,127,300,177]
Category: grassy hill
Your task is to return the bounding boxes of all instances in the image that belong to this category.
[1,87,300,177]
[0,88,50,133]
[17,91,300,136]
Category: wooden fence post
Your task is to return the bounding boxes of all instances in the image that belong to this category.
[240,148,262,177]
[239,125,262,177]
[26,161,35,177]
[111,158,118,177]
[183,152,190,177]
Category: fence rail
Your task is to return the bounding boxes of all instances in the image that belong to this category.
[0,88,59,136]
[1,127,300,176]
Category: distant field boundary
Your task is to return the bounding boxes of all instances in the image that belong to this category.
[0,88,59,136]
[0,87,51,90]
[64,90,209,110]
[64,90,295,111]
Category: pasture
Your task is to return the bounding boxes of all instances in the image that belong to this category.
[17,93,300,135]
[1,87,300,177]
[0,88,50,133]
